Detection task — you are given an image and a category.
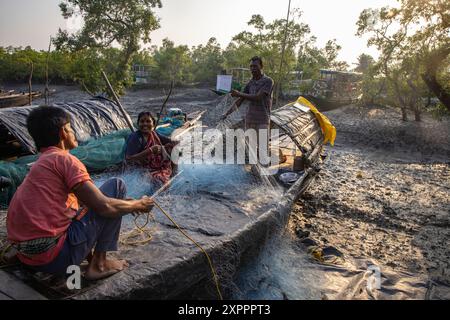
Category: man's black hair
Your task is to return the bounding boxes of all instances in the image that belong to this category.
[27,106,71,150]
[250,56,263,68]
[137,111,156,125]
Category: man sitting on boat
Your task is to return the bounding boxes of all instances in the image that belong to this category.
[6,106,154,280]
[124,111,173,185]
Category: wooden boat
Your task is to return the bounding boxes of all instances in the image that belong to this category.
[0,98,325,300]
[0,90,15,97]
[303,94,361,112]
[0,92,42,109]
[306,69,363,111]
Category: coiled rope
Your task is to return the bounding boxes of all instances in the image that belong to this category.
[119,211,156,246]
[118,171,223,300]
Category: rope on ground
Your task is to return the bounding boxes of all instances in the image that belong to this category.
[118,171,183,246]
[119,211,156,246]
[118,205,222,296]
[117,198,223,300]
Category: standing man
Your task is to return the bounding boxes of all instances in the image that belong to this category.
[221,56,274,163]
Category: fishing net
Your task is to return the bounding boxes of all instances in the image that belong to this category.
[0,161,29,207]
[202,93,248,128]
[71,129,130,171]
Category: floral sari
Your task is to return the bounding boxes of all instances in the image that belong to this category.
[145,131,172,185]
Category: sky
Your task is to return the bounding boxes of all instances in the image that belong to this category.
[0,0,399,66]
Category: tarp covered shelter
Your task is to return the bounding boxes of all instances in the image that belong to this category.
[0,98,132,155]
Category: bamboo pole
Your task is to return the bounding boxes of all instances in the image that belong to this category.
[274,0,292,107]
[44,37,52,105]
[28,61,34,106]
[101,70,135,132]
[156,80,174,125]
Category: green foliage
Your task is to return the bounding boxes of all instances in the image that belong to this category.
[226,12,311,91]
[1,6,357,98]
[297,38,349,80]
[222,43,252,70]
[354,54,386,106]
[132,49,154,66]
[54,0,162,95]
[190,38,224,84]
[68,47,133,95]
[354,53,375,74]
[356,0,450,114]
[323,40,349,71]
[151,39,192,85]
[0,46,133,94]
[0,46,44,82]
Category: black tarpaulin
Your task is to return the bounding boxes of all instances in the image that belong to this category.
[0,98,132,154]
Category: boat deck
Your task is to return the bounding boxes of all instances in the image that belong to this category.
[0,269,47,300]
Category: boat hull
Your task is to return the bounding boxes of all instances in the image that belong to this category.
[0,92,42,109]
[303,95,358,112]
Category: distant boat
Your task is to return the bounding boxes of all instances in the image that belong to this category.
[305,69,363,111]
[0,91,42,109]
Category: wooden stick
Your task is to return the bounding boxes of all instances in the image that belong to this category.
[150,170,184,200]
[101,70,135,132]
[44,37,52,105]
[274,0,292,106]
[156,80,174,125]
[28,61,34,106]
[81,80,95,98]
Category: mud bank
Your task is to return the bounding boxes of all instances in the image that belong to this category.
[289,105,450,299]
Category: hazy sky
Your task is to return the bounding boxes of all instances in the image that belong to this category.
[0,0,399,65]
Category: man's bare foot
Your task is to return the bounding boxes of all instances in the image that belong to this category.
[84,252,128,281]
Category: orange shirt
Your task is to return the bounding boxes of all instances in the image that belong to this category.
[7,147,91,266]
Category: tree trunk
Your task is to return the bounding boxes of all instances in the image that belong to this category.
[414,109,421,122]
[401,108,408,121]
[421,46,450,112]
[422,73,450,112]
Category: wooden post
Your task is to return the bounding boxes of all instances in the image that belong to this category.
[44,37,52,105]
[274,0,292,107]
[101,71,135,132]
[28,61,34,106]
[156,80,174,125]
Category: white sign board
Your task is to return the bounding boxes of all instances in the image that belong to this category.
[216,75,233,92]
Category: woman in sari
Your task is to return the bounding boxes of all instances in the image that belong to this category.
[125,112,173,185]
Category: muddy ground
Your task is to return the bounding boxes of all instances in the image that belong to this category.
[9,83,222,122]
[290,105,450,299]
[2,84,449,299]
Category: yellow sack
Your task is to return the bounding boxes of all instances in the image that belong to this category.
[294,96,337,146]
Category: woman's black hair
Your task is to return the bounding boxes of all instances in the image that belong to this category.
[137,112,156,125]
[27,105,71,150]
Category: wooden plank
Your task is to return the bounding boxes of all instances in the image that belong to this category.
[0,270,47,300]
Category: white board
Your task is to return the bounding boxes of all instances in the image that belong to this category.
[216,75,233,92]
